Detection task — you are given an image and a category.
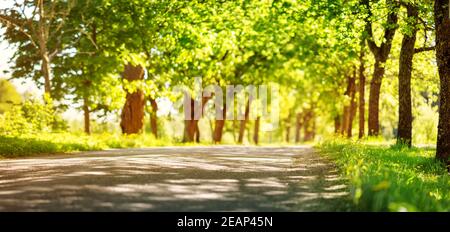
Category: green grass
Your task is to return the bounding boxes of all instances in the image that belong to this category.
[318,139,450,212]
[0,132,173,158]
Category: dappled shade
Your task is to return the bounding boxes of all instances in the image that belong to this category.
[0,146,352,211]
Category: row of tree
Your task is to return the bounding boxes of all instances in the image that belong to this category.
[0,0,449,167]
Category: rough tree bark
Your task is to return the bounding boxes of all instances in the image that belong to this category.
[120,64,145,134]
[295,113,302,142]
[397,3,418,147]
[434,0,450,169]
[149,97,158,138]
[364,0,399,136]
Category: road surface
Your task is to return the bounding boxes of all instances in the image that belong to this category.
[0,146,352,211]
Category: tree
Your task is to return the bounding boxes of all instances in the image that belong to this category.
[120,64,145,134]
[363,0,400,136]
[434,0,450,169]
[397,1,435,147]
[358,40,366,139]
[0,0,75,99]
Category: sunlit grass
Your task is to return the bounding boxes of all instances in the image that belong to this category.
[318,138,450,212]
[0,132,173,158]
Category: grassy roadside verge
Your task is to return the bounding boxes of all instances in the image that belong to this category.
[0,133,173,158]
[317,139,450,212]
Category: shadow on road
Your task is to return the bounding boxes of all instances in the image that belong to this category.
[0,146,353,211]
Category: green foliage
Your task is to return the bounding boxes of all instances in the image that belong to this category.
[0,97,67,135]
[0,78,21,113]
[318,139,450,212]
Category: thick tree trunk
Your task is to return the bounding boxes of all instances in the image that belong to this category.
[295,113,302,142]
[149,98,158,138]
[368,60,385,136]
[359,48,366,139]
[253,116,260,144]
[83,96,90,135]
[238,100,250,144]
[120,64,145,134]
[213,102,226,143]
[397,4,418,147]
[434,0,450,169]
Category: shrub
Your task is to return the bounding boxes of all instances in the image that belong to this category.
[0,97,67,135]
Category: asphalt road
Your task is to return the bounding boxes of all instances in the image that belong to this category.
[0,145,352,211]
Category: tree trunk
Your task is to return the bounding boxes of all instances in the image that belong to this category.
[341,73,356,137]
[295,113,302,142]
[232,119,237,142]
[434,0,450,169]
[213,119,225,143]
[183,96,211,143]
[238,100,250,144]
[149,97,158,138]
[341,105,350,135]
[348,71,358,138]
[303,110,315,142]
[120,64,145,134]
[41,56,52,97]
[253,116,260,144]
[334,115,341,134]
[83,95,90,135]
[184,120,197,142]
[397,4,418,147]
[213,102,226,143]
[37,0,52,99]
[195,122,200,143]
[285,118,291,143]
[359,44,366,139]
[368,60,385,136]
[364,0,399,136]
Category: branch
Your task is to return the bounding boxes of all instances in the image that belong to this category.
[414,46,435,53]
[362,0,380,54]
[0,14,38,48]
